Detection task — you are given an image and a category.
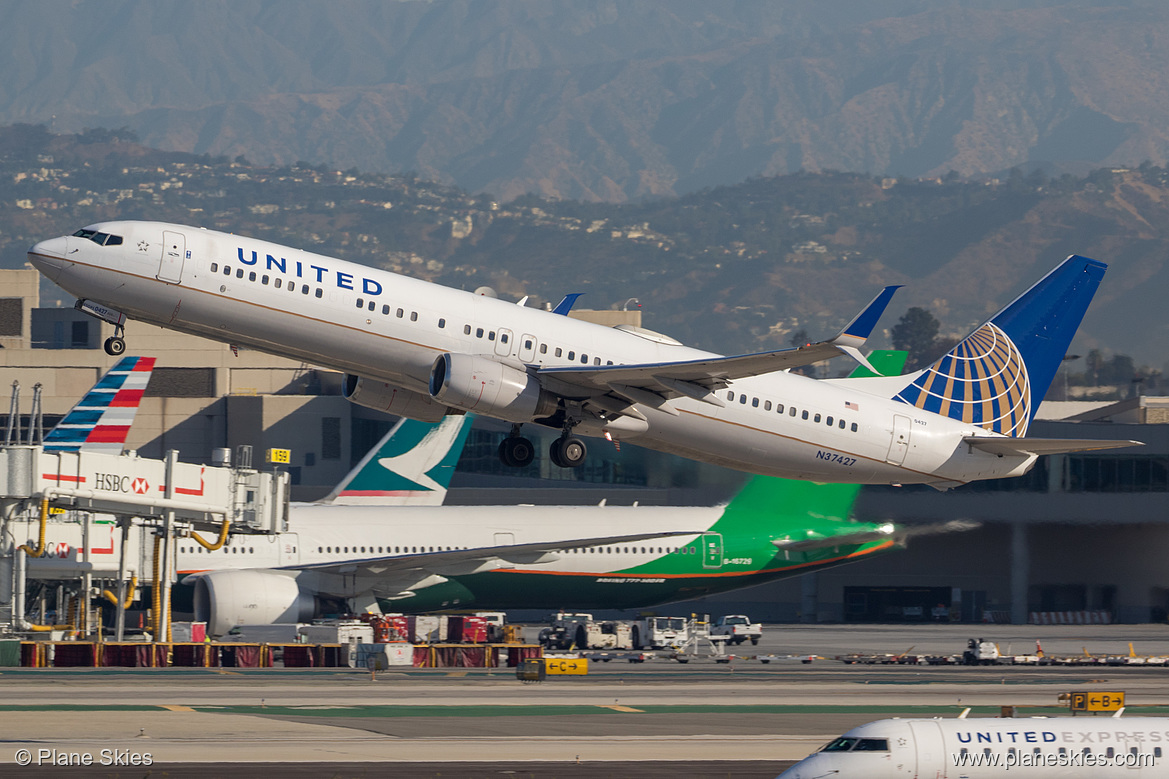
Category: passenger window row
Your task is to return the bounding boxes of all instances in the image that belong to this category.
[318,545,463,554]
[956,746,1161,759]
[211,261,326,298]
[726,391,859,432]
[354,297,442,327]
[181,544,278,555]
[561,546,677,554]
[462,326,612,366]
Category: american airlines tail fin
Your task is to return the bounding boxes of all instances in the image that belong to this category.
[43,356,155,454]
[320,414,473,506]
[891,255,1106,437]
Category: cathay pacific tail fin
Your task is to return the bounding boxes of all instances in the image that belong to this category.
[891,255,1106,437]
[320,414,472,506]
[43,355,155,454]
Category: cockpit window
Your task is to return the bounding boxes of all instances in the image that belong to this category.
[853,739,890,752]
[822,738,858,752]
[72,229,123,246]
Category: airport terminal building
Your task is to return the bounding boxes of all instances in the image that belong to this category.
[3,269,1166,624]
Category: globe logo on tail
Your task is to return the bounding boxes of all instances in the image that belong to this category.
[894,323,1031,436]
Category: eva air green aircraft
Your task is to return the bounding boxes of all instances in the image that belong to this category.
[182,355,908,633]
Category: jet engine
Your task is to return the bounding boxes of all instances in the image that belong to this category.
[344,374,450,422]
[429,353,558,422]
[192,570,315,637]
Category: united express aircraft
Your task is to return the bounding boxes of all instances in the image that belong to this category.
[28,222,1139,487]
[779,714,1165,777]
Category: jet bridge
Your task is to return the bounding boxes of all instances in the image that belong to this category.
[0,444,290,640]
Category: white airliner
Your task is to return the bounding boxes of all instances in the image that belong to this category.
[174,361,918,636]
[779,714,1165,777]
[177,410,906,636]
[28,222,1139,487]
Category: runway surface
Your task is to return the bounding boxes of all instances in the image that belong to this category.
[3,624,1169,777]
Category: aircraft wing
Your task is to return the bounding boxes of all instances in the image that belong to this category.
[277,528,705,580]
[537,286,901,413]
[963,437,1143,457]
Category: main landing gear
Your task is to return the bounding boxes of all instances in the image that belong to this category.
[496,424,588,469]
[549,434,587,469]
[498,425,536,468]
[103,324,127,356]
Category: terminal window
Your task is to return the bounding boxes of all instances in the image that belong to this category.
[146,367,214,398]
[0,298,21,336]
[321,417,341,460]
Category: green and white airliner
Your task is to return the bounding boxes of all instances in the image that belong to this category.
[180,357,911,636]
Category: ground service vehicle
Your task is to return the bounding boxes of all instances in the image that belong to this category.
[632,616,689,650]
[711,615,762,645]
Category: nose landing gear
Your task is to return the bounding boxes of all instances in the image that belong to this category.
[103,324,127,356]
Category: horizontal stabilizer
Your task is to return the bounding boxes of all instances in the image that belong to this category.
[773,525,896,552]
[963,436,1143,457]
[775,518,980,552]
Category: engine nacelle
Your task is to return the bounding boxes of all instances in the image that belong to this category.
[192,569,315,637]
[429,353,557,423]
[344,374,450,423]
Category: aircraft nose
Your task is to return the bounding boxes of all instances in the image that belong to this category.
[28,236,69,281]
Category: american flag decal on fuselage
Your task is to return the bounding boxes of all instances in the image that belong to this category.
[43,356,155,454]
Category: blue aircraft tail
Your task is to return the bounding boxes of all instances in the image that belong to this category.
[320,414,473,506]
[892,255,1106,436]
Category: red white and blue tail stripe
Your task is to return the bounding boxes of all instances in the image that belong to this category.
[43,356,155,454]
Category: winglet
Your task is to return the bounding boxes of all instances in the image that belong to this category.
[552,293,585,316]
[830,285,902,373]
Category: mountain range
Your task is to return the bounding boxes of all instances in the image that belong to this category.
[5,0,1169,201]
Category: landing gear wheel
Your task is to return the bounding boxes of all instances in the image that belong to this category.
[498,436,535,468]
[559,436,586,468]
[550,436,587,468]
[103,336,126,356]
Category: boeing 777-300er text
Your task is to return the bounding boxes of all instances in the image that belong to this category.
[778,713,1166,777]
[28,222,1139,488]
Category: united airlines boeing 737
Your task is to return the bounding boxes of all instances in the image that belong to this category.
[28,222,1139,487]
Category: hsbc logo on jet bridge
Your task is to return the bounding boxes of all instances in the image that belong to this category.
[94,473,149,494]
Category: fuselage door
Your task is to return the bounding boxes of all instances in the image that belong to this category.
[907,720,946,777]
[158,230,186,284]
[278,533,300,566]
[519,334,537,363]
[495,328,514,357]
[886,414,912,465]
[701,533,723,569]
